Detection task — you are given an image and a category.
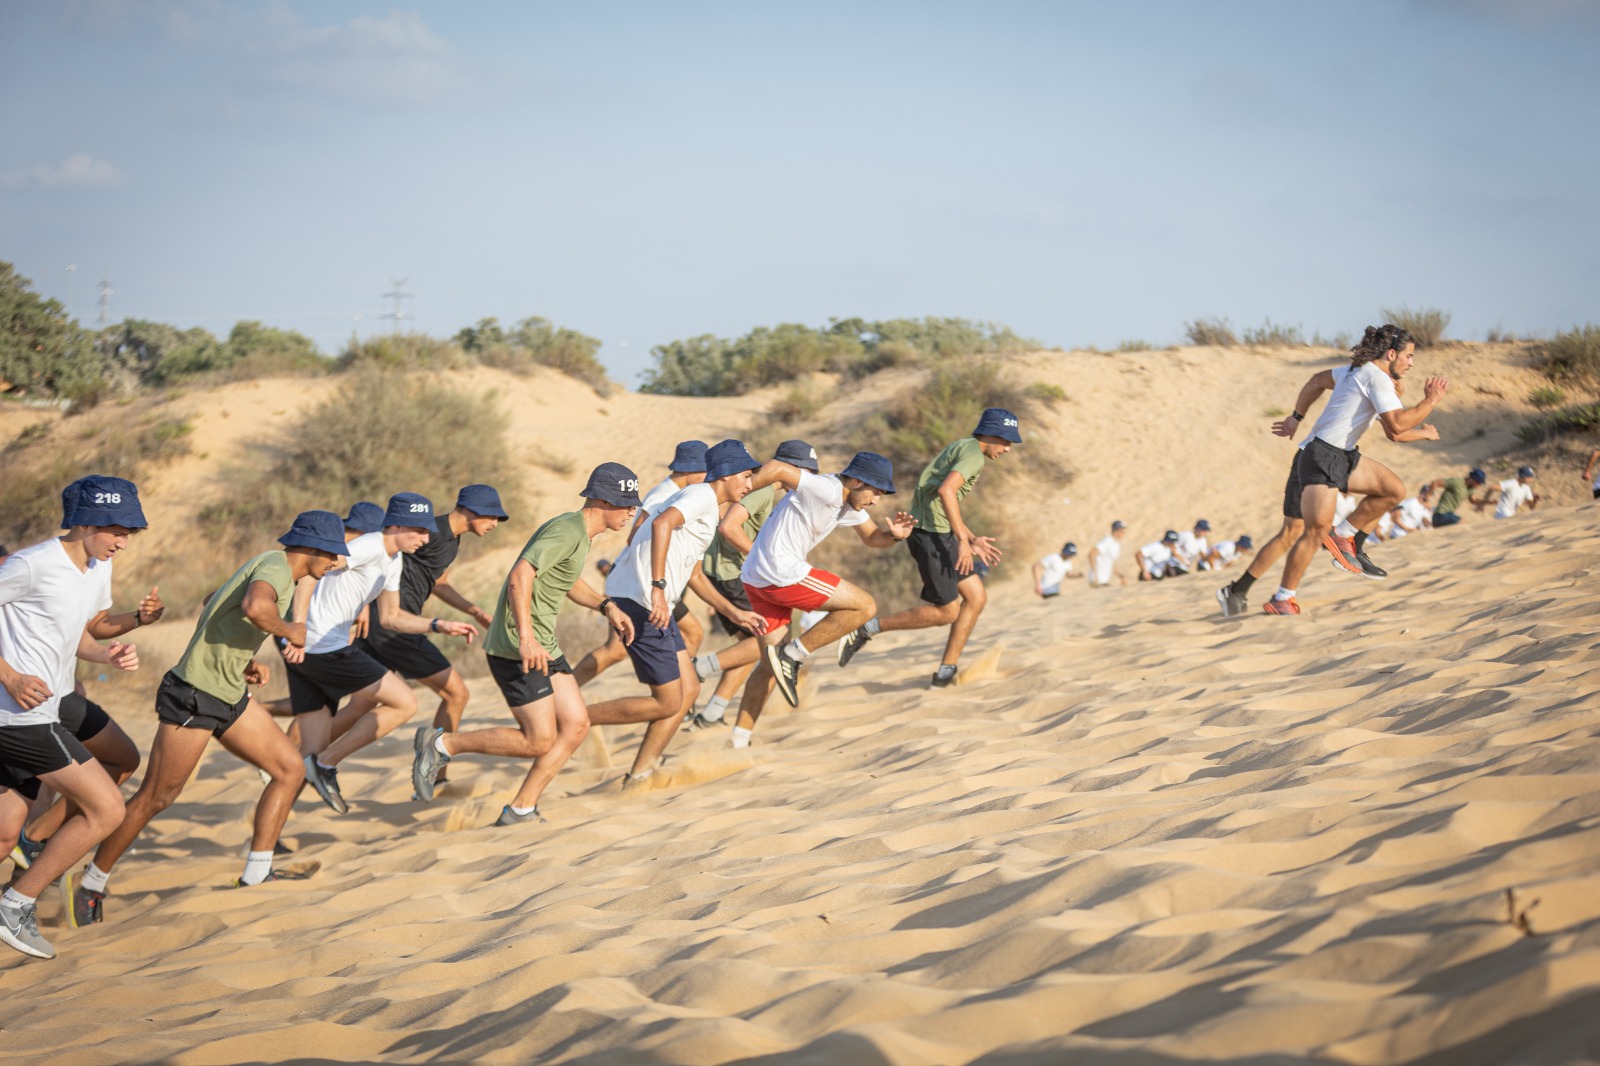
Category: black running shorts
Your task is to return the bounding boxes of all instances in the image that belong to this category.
[0,722,93,799]
[1298,437,1361,494]
[357,630,452,681]
[708,573,754,637]
[155,670,251,737]
[57,691,111,742]
[486,652,572,707]
[906,528,964,607]
[1281,452,1306,520]
[285,645,388,715]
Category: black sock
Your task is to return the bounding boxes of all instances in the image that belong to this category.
[1352,531,1368,553]
[1233,571,1257,595]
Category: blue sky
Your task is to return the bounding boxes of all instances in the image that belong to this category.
[2,1,1597,384]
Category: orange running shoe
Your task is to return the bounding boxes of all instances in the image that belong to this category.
[1323,533,1363,576]
[1262,597,1301,615]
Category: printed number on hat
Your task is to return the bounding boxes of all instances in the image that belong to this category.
[618,479,639,492]
[1004,418,1019,428]
[409,503,429,513]
[94,492,123,504]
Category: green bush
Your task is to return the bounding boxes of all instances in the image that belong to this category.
[770,381,834,424]
[1530,324,1600,385]
[1515,401,1600,443]
[1115,339,1154,352]
[1380,305,1451,348]
[1242,320,1306,346]
[199,369,516,561]
[0,262,105,403]
[1025,381,1067,403]
[459,316,611,393]
[338,332,470,372]
[1184,317,1238,347]
[1529,386,1566,409]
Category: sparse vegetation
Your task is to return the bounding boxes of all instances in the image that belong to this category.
[1114,339,1153,352]
[1025,382,1067,404]
[1515,401,1600,444]
[1486,325,1517,344]
[1242,320,1306,346]
[1529,324,1600,385]
[1380,305,1451,348]
[1529,386,1566,409]
[1310,330,1352,350]
[455,317,612,394]
[1184,317,1238,347]
[770,381,834,424]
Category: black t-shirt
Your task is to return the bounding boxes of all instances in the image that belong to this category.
[397,513,461,613]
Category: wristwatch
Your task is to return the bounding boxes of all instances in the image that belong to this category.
[651,579,668,590]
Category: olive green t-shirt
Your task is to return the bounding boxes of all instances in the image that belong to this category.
[1435,477,1468,517]
[702,483,778,582]
[909,437,987,534]
[484,511,590,661]
[174,550,294,703]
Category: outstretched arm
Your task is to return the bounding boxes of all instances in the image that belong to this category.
[1380,377,1449,440]
[854,511,917,548]
[430,567,492,628]
[1272,369,1338,439]
[86,586,165,639]
[374,588,476,641]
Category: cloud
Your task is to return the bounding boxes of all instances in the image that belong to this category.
[261,9,470,105]
[0,153,125,191]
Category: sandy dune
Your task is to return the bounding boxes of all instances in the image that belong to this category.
[4,487,1596,1062]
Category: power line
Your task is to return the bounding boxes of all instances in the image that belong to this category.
[97,274,113,326]
[381,277,413,334]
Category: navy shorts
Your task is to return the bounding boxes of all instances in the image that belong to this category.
[0,722,93,800]
[57,691,112,742]
[486,653,572,707]
[708,573,753,637]
[285,645,388,715]
[614,597,686,686]
[155,670,251,737]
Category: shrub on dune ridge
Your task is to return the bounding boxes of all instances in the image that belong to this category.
[1530,324,1600,386]
[1380,305,1451,348]
[1184,317,1238,347]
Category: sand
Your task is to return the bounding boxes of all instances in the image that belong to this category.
[2,346,1598,1063]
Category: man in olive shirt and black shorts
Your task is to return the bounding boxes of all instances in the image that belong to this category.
[66,510,348,928]
[411,464,641,826]
[836,408,1020,688]
[359,484,506,790]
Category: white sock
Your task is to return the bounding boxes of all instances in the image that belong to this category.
[2,887,35,909]
[80,862,111,894]
[239,851,273,886]
[694,654,721,680]
[731,726,753,749]
[433,733,449,756]
[315,758,336,771]
[1274,587,1296,601]
[701,695,729,723]
[1335,519,1356,538]
[784,639,811,661]
[510,803,538,816]
[864,617,881,636]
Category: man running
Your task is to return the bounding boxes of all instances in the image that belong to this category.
[410,464,642,825]
[1261,324,1447,615]
[359,485,506,790]
[1478,466,1540,519]
[292,493,477,815]
[1429,469,1485,528]
[733,452,915,746]
[835,409,1020,687]
[573,442,708,686]
[1137,531,1182,581]
[65,509,348,929]
[1173,520,1211,575]
[0,477,144,958]
[1203,534,1254,571]
[688,439,819,730]
[1032,542,1080,598]
[1087,521,1127,588]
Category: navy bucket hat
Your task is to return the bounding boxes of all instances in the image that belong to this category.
[342,501,384,534]
[1063,542,1078,556]
[1194,519,1211,532]
[1237,535,1255,550]
[1162,530,1179,544]
[774,439,820,472]
[1468,468,1487,485]
[61,476,147,530]
[705,440,761,483]
[840,452,896,494]
[668,441,709,473]
[280,510,351,556]
[973,407,1022,444]
[582,462,643,508]
[456,484,509,519]
[383,492,435,530]
[1517,465,1535,479]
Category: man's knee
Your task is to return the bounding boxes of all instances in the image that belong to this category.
[84,791,126,835]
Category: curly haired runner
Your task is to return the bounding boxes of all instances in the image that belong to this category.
[1256,324,1448,616]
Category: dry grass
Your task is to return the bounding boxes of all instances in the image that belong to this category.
[1380,305,1451,348]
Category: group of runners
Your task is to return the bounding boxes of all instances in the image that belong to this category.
[0,408,1027,961]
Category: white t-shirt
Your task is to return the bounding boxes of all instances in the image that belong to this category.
[1494,479,1535,519]
[607,482,720,609]
[0,540,114,727]
[1089,535,1121,586]
[1298,365,1352,451]
[1175,530,1208,565]
[639,477,682,519]
[742,472,871,589]
[305,531,402,654]
[1311,362,1404,451]
[1377,511,1394,537]
[1037,553,1073,594]
[1399,497,1430,529]
[1212,540,1241,565]
[1139,542,1173,573]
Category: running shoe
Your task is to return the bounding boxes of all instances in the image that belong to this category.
[274,840,294,856]
[303,755,349,815]
[931,664,958,688]
[9,831,42,870]
[837,626,872,668]
[620,771,654,794]
[1323,533,1363,576]
[0,899,54,959]
[60,870,104,928]
[233,865,317,887]
[1262,597,1302,616]
[1352,551,1387,580]
[410,727,450,803]
[682,710,726,732]
[765,643,803,708]
[494,805,546,827]
[1216,584,1248,618]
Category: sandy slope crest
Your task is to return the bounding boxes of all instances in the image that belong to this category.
[3,495,1597,1064]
